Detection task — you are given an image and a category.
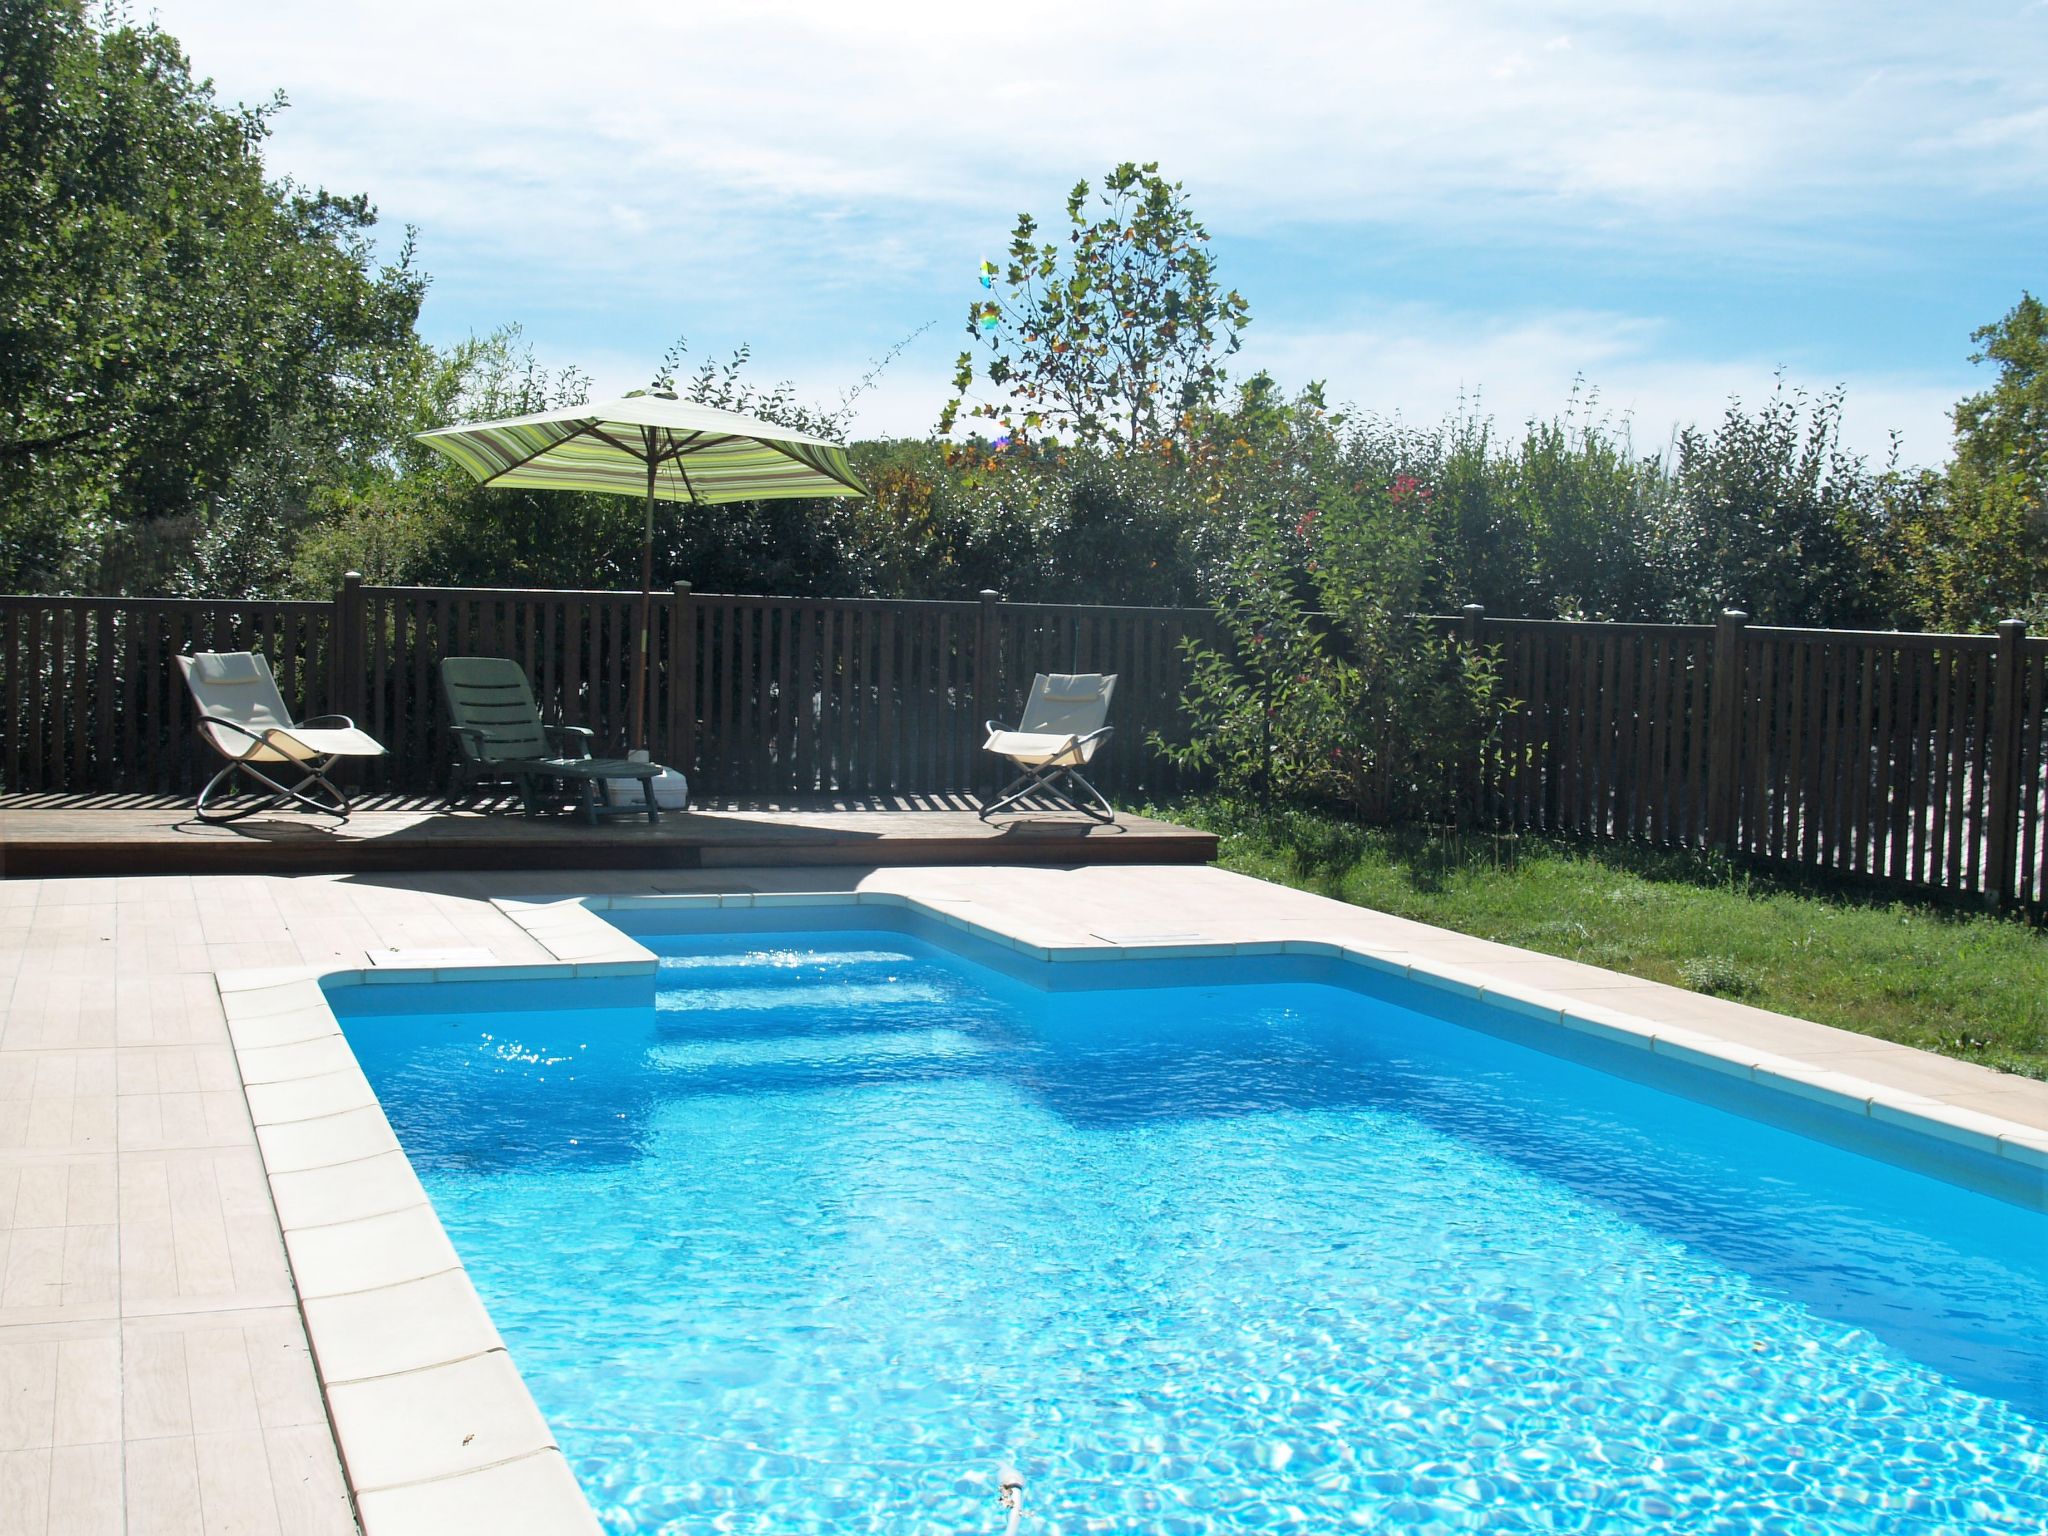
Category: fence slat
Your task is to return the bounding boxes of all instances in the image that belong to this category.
[2,608,20,793]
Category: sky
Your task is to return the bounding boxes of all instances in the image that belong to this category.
[150,0,2046,467]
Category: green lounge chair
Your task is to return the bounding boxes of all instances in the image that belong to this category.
[439,656,660,825]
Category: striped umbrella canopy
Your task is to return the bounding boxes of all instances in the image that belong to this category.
[417,389,868,752]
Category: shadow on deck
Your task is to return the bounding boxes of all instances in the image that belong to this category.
[0,792,1217,878]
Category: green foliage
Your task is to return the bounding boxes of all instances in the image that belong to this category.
[0,0,423,593]
[1162,524,1348,805]
[1178,380,1923,628]
[1161,394,1522,824]
[944,162,1249,449]
[1956,293,2048,515]
[291,331,600,593]
[652,338,852,441]
[1676,953,1764,998]
[1659,383,1902,626]
[1442,394,1669,620]
[840,436,1207,602]
[1890,294,2048,629]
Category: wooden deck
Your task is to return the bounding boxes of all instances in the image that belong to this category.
[0,793,1217,878]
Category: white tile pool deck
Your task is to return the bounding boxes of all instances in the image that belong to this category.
[1,863,2043,1535]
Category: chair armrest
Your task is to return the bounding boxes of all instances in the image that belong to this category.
[298,713,358,731]
[447,725,491,763]
[544,725,595,760]
[1056,726,1114,766]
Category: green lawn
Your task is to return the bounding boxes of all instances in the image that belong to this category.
[1169,800,2048,1081]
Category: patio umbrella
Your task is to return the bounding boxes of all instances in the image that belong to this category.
[417,389,867,751]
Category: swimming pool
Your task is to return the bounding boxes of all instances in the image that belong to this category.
[334,907,2048,1534]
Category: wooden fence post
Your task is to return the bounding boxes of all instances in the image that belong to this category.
[669,581,695,775]
[332,571,364,724]
[1706,608,1748,854]
[1460,603,1485,648]
[974,589,1000,794]
[1987,617,2028,908]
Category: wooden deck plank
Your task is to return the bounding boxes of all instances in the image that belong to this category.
[0,798,1217,878]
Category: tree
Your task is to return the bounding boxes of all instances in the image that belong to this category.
[942,162,1249,449]
[1163,446,1517,824]
[0,0,423,592]
[1655,384,1895,626]
[1897,294,2048,628]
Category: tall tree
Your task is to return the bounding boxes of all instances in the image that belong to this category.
[942,162,1249,449]
[1932,294,2046,625]
[0,0,423,592]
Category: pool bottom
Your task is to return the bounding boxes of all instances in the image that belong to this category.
[336,924,2048,1535]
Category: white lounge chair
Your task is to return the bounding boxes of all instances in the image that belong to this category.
[177,651,386,822]
[979,672,1118,824]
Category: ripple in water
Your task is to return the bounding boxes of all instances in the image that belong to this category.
[342,929,2048,1534]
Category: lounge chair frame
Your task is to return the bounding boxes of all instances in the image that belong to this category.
[193,715,365,822]
[178,652,383,823]
[978,729,1119,823]
[978,672,1120,824]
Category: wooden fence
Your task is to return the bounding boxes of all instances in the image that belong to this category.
[1463,608,2048,909]
[0,581,1215,805]
[0,596,336,799]
[3,583,2041,907]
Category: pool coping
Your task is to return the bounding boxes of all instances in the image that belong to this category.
[212,885,2048,1535]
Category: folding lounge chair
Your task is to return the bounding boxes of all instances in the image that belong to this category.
[177,651,386,823]
[980,672,1118,823]
[439,656,660,826]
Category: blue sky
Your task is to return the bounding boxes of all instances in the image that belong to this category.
[154,0,2045,466]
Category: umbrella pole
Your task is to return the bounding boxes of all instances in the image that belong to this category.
[631,455,655,751]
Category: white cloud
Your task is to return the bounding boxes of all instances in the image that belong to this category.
[140,0,2038,463]
[173,1,2047,237]
[1239,308,1963,467]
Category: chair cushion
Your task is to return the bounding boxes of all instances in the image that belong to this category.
[269,727,386,761]
[1016,672,1115,735]
[182,651,294,743]
[1041,673,1106,701]
[984,729,1095,766]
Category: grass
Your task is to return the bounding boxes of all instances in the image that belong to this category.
[1166,799,2048,1081]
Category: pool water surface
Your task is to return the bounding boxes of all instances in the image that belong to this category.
[337,924,2048,1534]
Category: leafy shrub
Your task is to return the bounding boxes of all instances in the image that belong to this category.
[1677,954,1763,998]
[1159,398,1523,823]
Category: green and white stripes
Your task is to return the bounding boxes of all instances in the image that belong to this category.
[415,391,867,504]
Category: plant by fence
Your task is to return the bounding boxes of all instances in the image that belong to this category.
[0,581,1215,804]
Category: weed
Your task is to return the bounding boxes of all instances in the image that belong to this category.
[1677,955,1763,999]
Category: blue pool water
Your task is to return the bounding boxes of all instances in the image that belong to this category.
[337,922,2048,1534]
